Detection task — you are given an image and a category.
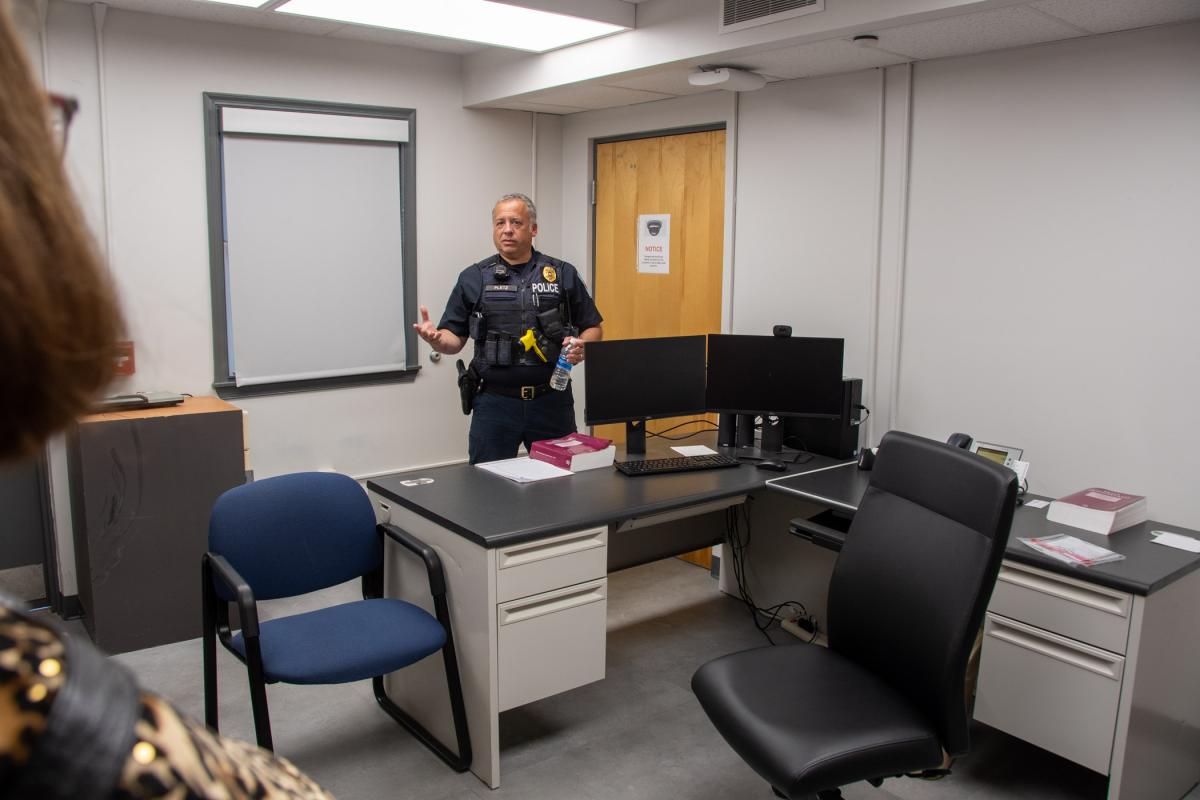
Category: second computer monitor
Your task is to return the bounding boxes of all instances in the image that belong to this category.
[705,334,844,420]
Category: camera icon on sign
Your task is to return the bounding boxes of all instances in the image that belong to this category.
[646,219,663,236]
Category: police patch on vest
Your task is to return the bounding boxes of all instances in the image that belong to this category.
[542,265,557,283]
[532,282,560,294]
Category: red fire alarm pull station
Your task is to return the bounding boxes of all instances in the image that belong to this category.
[113,340,135,376]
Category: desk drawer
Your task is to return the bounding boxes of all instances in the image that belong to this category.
[988,561,1131,654]
[498,578,607,711]
[496,527,607,603]
[975,613,1123,775]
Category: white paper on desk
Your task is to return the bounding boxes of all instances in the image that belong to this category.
[476,457,572,484]
[672,445,717,456]
[1024,499,1050,509]
[1151,531,1200,553]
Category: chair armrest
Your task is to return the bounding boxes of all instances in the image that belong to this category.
[378,523,447,598]
[203,552,261,639]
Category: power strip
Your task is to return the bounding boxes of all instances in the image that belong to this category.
[781,615,828,647]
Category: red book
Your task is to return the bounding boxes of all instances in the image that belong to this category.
[1046,487,1148,535]
[529,433,615,473]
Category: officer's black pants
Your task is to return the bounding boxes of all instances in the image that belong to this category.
[469,385,577,464]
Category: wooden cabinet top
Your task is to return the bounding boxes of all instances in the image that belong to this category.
[79,395,240,424]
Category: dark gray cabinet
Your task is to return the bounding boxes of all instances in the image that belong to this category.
[68,397,244,653]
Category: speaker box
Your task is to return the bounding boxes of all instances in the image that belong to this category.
[785,378,862,459]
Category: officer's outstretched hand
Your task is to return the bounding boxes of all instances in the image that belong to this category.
[413,305,444,348]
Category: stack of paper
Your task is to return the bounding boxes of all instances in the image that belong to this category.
[476,457,572,484]
[1019,534,1125,567]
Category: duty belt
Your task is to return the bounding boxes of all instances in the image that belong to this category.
[482,382,553,400]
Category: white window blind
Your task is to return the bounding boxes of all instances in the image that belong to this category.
[222,135,408,386]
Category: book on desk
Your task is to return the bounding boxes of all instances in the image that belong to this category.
[529,433,615,472]
[1046,487,1147,535]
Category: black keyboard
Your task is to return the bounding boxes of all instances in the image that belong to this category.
[614,454,742,476]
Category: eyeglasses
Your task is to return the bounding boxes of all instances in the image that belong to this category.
[47,93,79,152]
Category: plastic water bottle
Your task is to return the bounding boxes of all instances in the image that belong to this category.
[550,342,574,391]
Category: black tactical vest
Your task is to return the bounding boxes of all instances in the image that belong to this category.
[469,255,574,369]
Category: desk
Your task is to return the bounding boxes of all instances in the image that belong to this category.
[367,441,835,788]
[767,462,1200,800]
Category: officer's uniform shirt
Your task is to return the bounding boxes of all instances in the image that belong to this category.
[438,251,602,388]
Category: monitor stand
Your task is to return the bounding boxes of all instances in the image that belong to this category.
[760,415,785,453]
[735,414,756,448]
[717,413,738,447]
[625,420,647,455]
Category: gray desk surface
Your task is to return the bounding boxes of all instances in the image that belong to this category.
[767,462,1200,596]
[368,435,840,549]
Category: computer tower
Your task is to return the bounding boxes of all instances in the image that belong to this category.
[784,378,863,459]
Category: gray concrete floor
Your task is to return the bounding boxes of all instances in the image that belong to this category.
[110,558,1198,800]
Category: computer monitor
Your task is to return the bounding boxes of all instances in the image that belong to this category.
[705,334,844,451]
[584,335,708,454]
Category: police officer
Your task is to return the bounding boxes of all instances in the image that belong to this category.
[414,193,603,464]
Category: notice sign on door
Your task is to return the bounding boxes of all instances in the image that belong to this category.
[637,214,670,274]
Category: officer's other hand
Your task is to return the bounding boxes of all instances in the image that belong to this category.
[562,336,584,366]
[413,305,443,346]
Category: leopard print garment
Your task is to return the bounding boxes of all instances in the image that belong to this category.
[0,607,333,799]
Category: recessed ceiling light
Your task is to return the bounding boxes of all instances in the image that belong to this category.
[275,0,628,53]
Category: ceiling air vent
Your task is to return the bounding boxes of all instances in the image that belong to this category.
[720,0,824,34]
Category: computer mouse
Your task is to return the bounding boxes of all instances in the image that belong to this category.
[756,460,787,472]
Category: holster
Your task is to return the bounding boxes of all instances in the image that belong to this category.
[456,359,480,415]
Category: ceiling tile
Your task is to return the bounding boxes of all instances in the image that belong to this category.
[746,38,910,80]
[1030,0,1200,33]
[868,5,1086,61]
[484,100,594,114]
[517,83,674,110]
[600,67,726,96]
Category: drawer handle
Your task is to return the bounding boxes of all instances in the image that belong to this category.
[499,530,605,569]
[987,619,1123,681]
[998,564,1128,618]
[500,583,606,625]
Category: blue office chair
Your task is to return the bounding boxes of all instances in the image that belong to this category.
[201,472,471,770]
[693,431,1016,799]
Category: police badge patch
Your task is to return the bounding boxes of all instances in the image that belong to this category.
[542,265,557,283]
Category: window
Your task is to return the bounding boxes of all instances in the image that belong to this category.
[203,93,418,397]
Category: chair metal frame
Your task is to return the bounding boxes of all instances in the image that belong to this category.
[201,520,471,771]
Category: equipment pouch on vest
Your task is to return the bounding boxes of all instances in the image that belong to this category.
[483,332,513,366]
[468,311,485,341]
[535,307,566,362]
[536,307,564,341]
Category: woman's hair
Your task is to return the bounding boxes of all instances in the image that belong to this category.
[0,5,123,459]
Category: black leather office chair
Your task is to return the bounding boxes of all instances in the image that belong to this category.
[693,431,1017,799]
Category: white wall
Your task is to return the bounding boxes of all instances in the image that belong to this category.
[39,2,542,476]
[898,22,1200,525]
[21,1,553,593]
[732,69,885,389]
[561,22,1200,527]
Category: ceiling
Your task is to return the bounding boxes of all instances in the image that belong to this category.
[61,0,1200,112]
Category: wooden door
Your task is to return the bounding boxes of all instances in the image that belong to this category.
[593,129,726,568]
